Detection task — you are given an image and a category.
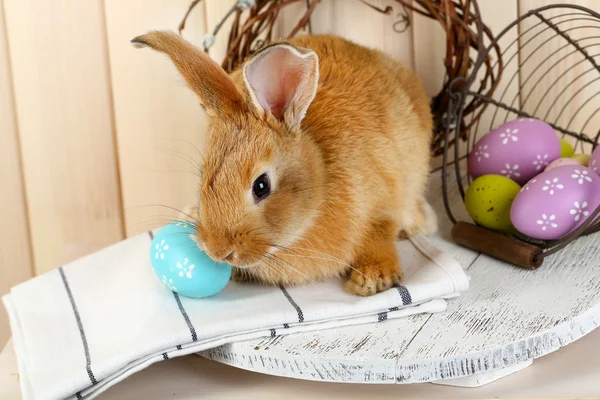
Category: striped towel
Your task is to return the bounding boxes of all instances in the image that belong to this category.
[3,232,469,400]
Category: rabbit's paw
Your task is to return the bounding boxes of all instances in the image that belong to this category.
[399,199,438,239]
[346,255,403,296]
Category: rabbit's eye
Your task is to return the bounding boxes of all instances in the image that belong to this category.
[252,173,271,203]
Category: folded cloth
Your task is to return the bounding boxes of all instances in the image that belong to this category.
[3,232,469,400]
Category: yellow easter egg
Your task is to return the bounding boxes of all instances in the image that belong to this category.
[560,139,575,158]
[465,174,522,233]
[572,153,590,167]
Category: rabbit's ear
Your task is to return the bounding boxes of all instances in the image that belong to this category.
[243,44,318,129]
[132,31,247,116]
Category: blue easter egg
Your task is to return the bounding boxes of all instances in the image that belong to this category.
[150,221,232,298]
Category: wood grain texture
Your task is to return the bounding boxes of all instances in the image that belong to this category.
[104,0,209,237]
[205,1,413,68]
[2,0,124,274]
[518,1,600,154]
[204,0,239,66]
[412,0,519,98]
[202,172,600,383]
[3,329,600,398]
[276,0,414,68]
[0,0,32,348]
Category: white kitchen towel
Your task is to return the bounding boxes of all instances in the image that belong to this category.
[3,232,469,400]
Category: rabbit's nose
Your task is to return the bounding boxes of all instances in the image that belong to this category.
[204,241,236,263]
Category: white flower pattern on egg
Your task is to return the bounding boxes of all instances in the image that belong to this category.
[177,258,195,278]
[474,144,490,162]
[155,239,169,260]
[591,159,598,173]
[533,154,550,170]
[500,163,520,179]
[161,275,177,291]
[569,201,590,222]
[541,178,564,195]
[536,214,558,231]
[175,221,191,229]
[571,169,593,184]
[499,128,519,145]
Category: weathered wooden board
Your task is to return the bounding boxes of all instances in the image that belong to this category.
[202,173,600,384]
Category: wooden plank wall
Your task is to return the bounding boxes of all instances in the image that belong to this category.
[2,0,124,276]
[0,0,32,348]
[104,0,208,238]
[0,0,597,343]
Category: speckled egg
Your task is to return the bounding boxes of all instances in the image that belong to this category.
[510,165,600,240]
[544,157,581,172]
[465,174,521,233]
[560,138,575,158]
[591,146,600,176]
[468,118,561,185]
[573,153,591,167]
[150,221,232,298]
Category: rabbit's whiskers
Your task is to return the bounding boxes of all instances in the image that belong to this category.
[257,241,365,279]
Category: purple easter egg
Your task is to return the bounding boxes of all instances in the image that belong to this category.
[468,118,561,185]
[544,157,581,172]
[591,146,600,176]
[510,165,600,240]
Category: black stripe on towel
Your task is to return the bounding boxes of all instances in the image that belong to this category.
[395,285,412,305]
[76,392,82,399]
[173,292,198,341]
[389,306,399,312]
[378,312,388,322]
[177,345,182,350]
[270,329,276,337]
[162,353,169,360]
[59,267,98,386]
[283,323,290,329]
[279,285,304,322]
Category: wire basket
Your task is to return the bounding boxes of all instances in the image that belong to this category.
[442,3,600,269]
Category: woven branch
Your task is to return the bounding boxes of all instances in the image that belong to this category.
[394,0,503,156]
[179,0,502,156]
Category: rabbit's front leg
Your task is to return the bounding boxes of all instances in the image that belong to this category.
[346,220,403,296]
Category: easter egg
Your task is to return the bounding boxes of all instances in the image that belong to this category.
[572,153,591,167]
[560,138,575,158]
[544,157,581,172]
[591,146,600,175]
[465,174,521,233]
[468,118,561,185]
[150,221,232,298]
[510,165,600,240]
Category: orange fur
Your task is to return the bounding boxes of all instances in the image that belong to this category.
[135,32,436,296]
